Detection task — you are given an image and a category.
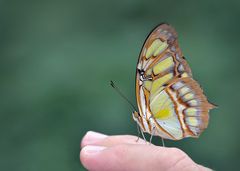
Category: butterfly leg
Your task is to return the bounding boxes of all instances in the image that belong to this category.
[140,75,153,82]
[135,122,147,143]
[149,127,156,144]
[141,129,147,143]
[161,138,165,147]
[136,124,141,142]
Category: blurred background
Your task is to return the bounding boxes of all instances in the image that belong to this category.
[0,0,239,170]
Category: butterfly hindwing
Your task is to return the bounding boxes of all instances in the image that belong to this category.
[168,78,215,136]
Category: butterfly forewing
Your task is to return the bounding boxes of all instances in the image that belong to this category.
[135,23,215,140]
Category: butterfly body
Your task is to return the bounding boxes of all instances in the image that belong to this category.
[133,23,215,140]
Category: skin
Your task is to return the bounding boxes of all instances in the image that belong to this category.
[80,131,212,171]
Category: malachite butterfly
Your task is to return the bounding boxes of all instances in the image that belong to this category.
[132,23,216,140]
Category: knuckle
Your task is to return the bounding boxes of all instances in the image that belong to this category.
[106,135,139,144]
[122,135,138,140]
[166,148,192,170]
[112,144,129,159]
[168,147,186,157]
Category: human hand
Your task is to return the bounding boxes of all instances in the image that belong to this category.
[80,131,211,171]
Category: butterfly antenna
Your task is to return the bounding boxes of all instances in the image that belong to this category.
[110,80,137,111]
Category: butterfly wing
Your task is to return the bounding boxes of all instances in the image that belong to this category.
[135,23,215,140]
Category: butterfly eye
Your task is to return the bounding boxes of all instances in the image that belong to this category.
[138,69,144,75]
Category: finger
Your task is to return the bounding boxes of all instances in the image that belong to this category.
[80,144,200,171]
[81,131,146,148]
[91,135,146,147]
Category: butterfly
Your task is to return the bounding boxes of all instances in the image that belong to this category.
[132,23,216,141]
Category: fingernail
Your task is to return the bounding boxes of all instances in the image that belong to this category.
[81,145,106,155]
[80,145,107,170]
[81,131,107,147]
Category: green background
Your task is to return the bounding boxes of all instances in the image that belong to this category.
[1,0,239,170]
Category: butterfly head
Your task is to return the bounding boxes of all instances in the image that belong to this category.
[132,111,140,119]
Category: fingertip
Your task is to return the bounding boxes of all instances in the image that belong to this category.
[80,144,132,171]
[81,131,108,148]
